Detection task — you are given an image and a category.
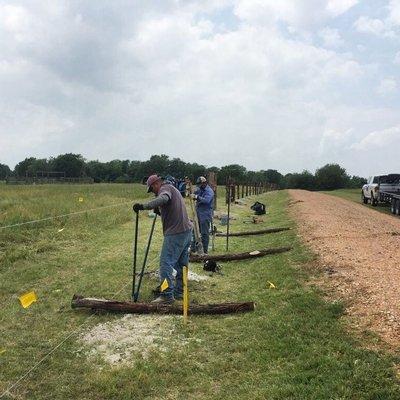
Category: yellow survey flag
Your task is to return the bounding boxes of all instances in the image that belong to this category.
[19,291,37,308]
[160,278,169,292]
[78,197,84,202]
[267,281,276,289]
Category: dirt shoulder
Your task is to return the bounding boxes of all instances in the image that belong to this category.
[289,189,400,347]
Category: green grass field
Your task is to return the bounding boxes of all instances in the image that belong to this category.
[1,184,399,399]
[321,188,393,215]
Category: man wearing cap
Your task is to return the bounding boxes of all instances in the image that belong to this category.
[191,176,214,254]
[133,175,192,303]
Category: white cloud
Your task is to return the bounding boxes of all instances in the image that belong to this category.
[394,51,400,65]
[388,0,400,26]
[234,0,358,30]
[0,0,398,177]
[0,4,30,32]
[354,15,395,37]
[351,125,400,150]
[376,77,397,95]
[319,27,344,47]
[326,0,358,17]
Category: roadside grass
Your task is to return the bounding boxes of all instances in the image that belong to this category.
[0,185,399,399]
[321,188,393,216]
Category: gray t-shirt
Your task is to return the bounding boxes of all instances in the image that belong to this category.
[145,183,192,235]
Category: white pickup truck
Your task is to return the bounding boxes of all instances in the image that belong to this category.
[361,174,400,215]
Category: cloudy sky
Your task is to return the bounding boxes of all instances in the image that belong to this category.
[0,0,399,175]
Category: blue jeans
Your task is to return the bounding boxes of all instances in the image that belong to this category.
[191,218,211,254]
[200,219,211,254]
[159,229,192,300]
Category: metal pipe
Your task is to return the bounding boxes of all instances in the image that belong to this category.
[131,211,139,299]
[226,185,231,252]
[134,215,157,302]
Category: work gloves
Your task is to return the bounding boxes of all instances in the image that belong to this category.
[133,203,144,213]
[153,207,161,216]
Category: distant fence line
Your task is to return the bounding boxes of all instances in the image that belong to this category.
[225,181,278,204]
[6,177,94,185]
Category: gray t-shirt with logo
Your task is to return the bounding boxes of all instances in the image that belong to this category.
[144,183,193,235]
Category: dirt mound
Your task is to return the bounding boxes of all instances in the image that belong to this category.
[81,314,191,365]
[289,190,400,346]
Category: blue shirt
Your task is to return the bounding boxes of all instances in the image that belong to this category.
[195,185,214,221]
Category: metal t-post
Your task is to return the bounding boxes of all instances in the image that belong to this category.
[226,184,231,252]
[131,211,139,299]
[134,215,157,302]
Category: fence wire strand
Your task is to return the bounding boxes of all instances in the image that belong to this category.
[0,201,132,230]
[1,200,160,398]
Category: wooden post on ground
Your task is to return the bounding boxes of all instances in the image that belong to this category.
[71,295,256,315]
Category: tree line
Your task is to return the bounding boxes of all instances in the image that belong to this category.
[0,153,366,190]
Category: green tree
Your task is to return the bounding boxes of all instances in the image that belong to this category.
[0,163,11,179]
[51,153,85,177]
[27,158,50,177]
[315,164,349,190]
[186,163,207,181]
[85,160,108,182]
[14,157,37,177]
[127,160,143,182]
[169,157,187,178]
[219,164,247,183]
[105,160,123,181]
[348,175,367,188]
[285,170,316,190]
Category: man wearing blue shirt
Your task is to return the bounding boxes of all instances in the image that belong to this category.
[190,176,214,253]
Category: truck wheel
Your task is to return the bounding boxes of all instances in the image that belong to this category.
[370,193,377,206]
[395,199,400,216]
[361,192,368,204]
[391,200,396,214]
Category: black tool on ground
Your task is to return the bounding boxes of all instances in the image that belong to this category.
[250,201,266,215]
[131,210,158,302]
[203,260,223,274]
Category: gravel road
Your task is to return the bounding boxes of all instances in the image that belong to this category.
[289,190,400,346]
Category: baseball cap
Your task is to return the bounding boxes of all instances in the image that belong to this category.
[146,174,161,192]
[196,176,207,185]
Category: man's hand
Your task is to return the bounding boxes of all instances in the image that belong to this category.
[133,203,144,213]
[190,193,198,200]
[153,207,161,216]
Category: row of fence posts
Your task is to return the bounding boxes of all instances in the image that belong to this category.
[224,181,276,251]
[225,182,274,204]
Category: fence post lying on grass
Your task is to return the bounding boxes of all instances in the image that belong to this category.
[215,227,291,237]
[190,246,292,263]
[71,295,255,315]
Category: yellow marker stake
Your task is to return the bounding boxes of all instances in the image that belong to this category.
[160,278,169,292]
[267,281,276,289]
[183,266,189,323]
[19,291,37,308]
[78,197,84,202]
